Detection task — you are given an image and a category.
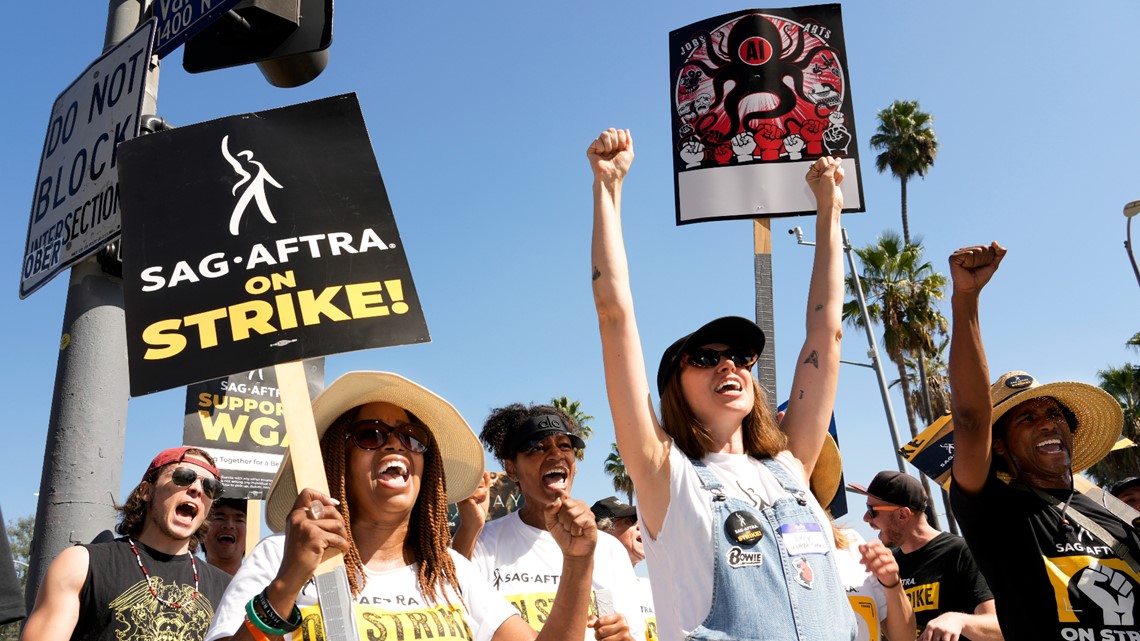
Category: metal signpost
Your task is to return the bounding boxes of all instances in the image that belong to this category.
[20,19,155,298]
[153,0,243,59]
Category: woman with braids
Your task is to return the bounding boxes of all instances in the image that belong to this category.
[588,128,856,641]
[205,372,599,641]
[465,403,645,641]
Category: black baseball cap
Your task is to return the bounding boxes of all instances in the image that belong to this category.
[503,413,586,458]
[1110,477,1140,497]
[657,316,766,395]
[591,496,637,521]
[846,471,927,511]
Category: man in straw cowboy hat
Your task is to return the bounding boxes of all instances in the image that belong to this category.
[948,242,1140,640]
[846,471,998,641]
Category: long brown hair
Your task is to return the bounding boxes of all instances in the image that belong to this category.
[323,408,460,604]
[660,369,786,460]
[115,448,217,552]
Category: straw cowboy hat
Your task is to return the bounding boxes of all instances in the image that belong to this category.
[265,371,484,532]
[982,371,1122,474]
[809,434,843,509]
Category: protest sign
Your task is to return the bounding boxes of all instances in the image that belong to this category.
[117,93,429,396]
[119,94,427,640]
[669,5,864,224]
[183,359,324,499]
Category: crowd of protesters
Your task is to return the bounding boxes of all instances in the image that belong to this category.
[7,130,1139,641]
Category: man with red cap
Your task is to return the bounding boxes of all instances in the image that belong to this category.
[22,447,232,641]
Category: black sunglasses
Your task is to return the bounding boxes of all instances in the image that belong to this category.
[347,419,431,453]
[683,347,759,369]
[864,504,903,520]
[170,466,225,500]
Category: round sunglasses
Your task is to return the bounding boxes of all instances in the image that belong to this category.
[683,347,759,369]
[347,419,431,453]
[169,466,225,500]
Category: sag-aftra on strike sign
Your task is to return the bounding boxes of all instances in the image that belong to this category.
[117,94,430,396]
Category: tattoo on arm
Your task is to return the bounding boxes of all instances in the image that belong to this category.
[798,389,804,400]
[814,304,823,312]
[803,350,819,369]
[592,267,601,281]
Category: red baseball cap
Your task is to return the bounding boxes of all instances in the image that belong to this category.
[145,447,220,480]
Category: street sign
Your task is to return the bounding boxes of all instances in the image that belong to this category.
[20,19,156,299]
[153,0,243,59]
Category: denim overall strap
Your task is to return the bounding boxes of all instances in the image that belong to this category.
[686,457,856,641]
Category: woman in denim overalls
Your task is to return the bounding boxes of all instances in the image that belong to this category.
[588,128,856,641]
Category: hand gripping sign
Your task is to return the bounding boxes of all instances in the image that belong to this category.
[118,93,431,641]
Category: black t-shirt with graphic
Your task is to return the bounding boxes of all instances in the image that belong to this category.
[951,473,1140,640]
[893,531,993,639]
[72,537,230,641]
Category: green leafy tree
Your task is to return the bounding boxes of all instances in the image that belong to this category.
[0,515,33,641]
[603,443,634,505]
[551,396,593,461]
[1088,334,1140,485]
[869,100,939,245]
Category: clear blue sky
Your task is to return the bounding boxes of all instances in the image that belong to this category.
[3,1,1139,545]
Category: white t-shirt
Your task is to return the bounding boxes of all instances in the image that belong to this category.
[637,576,658,641]
[205,534,518,641]
[472,511,647,641]
[642,445,836,641]
[834,528,888,641]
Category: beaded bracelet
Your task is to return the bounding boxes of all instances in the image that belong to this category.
[243,616,273,641]
[246,597,289,637]
[253,588,303,633]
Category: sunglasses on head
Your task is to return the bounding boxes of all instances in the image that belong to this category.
[347,419,431,453]
[865,504,904,520]
[683,347,759,369]
[169,466,225,500]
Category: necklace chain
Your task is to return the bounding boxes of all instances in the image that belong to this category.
[127,537,199,608]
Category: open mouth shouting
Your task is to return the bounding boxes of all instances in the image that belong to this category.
[1035,437,1067,456]
[542,466,570,493]
[376,456,412,490]
[714,377,744,396]
[174,501,200,527]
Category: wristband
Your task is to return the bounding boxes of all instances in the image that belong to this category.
[246,597,289,636]
[877,576,901,589]
[243,616,273,641]
[254,588,302,633]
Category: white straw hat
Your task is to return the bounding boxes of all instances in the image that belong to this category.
[265,371,484,532]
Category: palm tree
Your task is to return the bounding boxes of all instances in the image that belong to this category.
[604,443,634,504]
[893,339,951,424]
[869,100,939,246]
[551,396,593,461]
[1088,334,1140,485]
[843,233,948,528]
[843,233,947,439]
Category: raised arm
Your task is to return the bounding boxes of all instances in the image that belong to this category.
[858,539,915,641]
[20,545,88,641]
[781,158,845,477]
[589,128,671,537]
[947,242,1007,495]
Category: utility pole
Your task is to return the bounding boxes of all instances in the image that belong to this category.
[25,0,158,609]
[754,219,777,412]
